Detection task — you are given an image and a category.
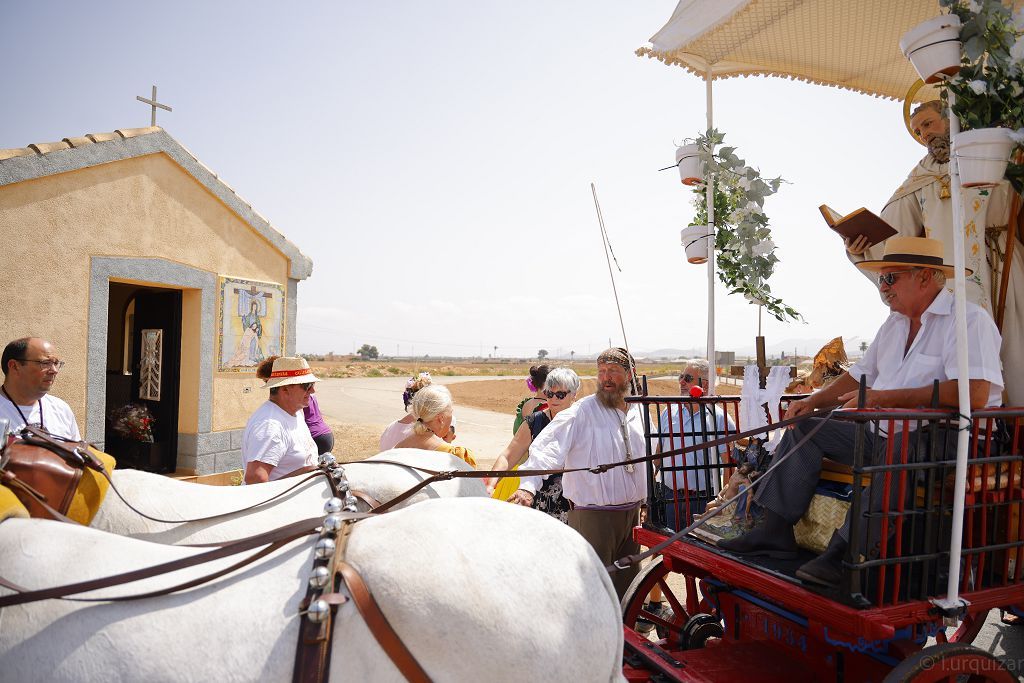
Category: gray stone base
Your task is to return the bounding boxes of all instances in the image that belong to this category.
[178,430,243,475]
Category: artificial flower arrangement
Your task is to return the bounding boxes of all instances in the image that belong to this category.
[109,403,155,443]
[941,0,1024,192]
[687,128,801,323]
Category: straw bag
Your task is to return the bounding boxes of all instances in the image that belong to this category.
[794,492,850,553]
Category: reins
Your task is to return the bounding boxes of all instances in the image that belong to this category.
[367,406,834,513]
[607,409,836,572]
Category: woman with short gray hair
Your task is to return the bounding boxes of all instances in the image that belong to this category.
[490,367,580,522]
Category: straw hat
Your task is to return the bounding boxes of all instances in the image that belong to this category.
[855,236,967,277]
[264,356,320,389]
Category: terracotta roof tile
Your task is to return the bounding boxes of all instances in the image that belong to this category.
[116,126,161,139]
[29,141,72,154]
[86,132,120,143]
[63,136,94,148]
[0,147,36,161]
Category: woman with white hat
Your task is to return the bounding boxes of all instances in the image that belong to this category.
[242,356,321,484]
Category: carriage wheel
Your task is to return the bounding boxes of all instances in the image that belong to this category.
[620,556,697,643]
[937,609,989,645]
[883,643,1015,682]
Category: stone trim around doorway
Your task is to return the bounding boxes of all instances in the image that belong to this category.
[87,256,216,470]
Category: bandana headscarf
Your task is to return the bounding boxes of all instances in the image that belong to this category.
[596,347,640,394]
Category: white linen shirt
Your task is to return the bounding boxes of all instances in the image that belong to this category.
[849,288,1003,407]
[518,394,648,506]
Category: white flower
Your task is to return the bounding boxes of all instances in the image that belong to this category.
[968,79,988,95]
[745,200,759,212]
[1010,36,1024,65]
[751,240,776,256]
[968,0,982,14]
[1009,128,1024,145]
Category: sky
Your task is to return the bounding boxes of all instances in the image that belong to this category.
[0,1,930,359]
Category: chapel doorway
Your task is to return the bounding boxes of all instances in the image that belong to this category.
[104,283,182,473]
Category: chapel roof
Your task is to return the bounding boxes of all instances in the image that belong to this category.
[0,126,312,280]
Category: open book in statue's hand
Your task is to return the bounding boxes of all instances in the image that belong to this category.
[819,204,898,247]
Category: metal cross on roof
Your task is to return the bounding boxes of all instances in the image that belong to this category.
[136,85,172,127]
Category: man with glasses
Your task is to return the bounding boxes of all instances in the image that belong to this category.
[655,359,734,530]
[719,237,1003,588]
[0,337,80,440]
[242,356,321,484]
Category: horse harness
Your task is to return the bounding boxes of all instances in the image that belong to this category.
[0,429,432,683]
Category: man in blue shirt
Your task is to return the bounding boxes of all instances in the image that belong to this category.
[655,360,734,530]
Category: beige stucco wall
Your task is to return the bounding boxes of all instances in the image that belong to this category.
[0,152,289,435]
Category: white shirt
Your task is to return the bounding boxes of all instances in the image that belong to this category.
[849,289,1003,408]
[519,394,648,506]
[656,403,733,493]
[242,400,317,481]
[0,393,82,441]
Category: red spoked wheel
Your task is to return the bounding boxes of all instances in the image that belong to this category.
[621,555,709,644]
[883,643,1016,682]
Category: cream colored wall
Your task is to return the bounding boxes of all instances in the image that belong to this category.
[0,152,290,434]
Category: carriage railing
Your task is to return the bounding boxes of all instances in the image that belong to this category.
[633,391,744,532]
[840,407,1024,609]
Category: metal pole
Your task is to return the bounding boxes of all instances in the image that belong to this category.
[935,92,971,621]
[705,69,717,395]
[591,183,631,353]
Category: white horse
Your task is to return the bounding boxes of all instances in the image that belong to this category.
[0,498,625,682]
[92,449,486,544]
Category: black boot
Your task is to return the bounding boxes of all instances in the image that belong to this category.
[795,531,847,587]
[717,510,798,559]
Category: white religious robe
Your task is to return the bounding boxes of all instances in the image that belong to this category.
[848,153,1024,406]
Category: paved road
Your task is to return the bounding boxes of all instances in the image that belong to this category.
[314,376,514,469]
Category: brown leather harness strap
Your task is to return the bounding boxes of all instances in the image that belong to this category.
[337,560,432,683]
[349,489,382,511]
[0,515,355,607]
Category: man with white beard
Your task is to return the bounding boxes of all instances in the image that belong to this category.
[846,100,1023,405]
[510,347,648,598]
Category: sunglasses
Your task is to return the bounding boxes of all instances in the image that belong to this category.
[295,382,315,393]
[543,390,571,400]
[679,373,700,383]
[877,268,918,287]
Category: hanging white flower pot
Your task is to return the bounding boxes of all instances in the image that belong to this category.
[952,128,1014,187]
[900,14,962,84]
[681,224,712,264]
[675,143,704,186]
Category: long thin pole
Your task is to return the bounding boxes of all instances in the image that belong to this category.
[705,70,717,394]
[591,183,630,352]
[936,92,971,620]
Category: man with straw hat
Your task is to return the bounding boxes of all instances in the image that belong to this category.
[242,356,321,484]
[846,100,1022,406]
[720,237,1002,588]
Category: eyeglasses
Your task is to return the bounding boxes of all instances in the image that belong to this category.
[296,382,315,393]
[17,358,65,371]
[544,390,571,400]
[679,373,700,383]
[877,269,919,287]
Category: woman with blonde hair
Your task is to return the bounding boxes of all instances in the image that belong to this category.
[394,385,476,467]
[379,372,434,451]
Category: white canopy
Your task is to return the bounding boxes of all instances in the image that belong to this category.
[636,0,1024,100]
